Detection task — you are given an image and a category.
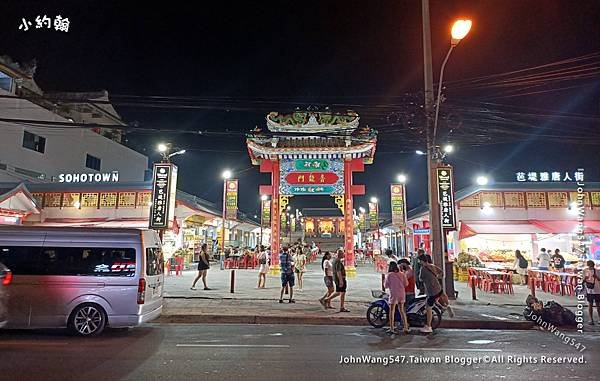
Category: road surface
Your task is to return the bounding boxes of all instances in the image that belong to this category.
[1,324,598,380]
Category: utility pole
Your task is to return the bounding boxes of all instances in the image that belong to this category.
[422,0,444,268]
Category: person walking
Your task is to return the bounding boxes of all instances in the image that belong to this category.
[279,246,295,303]
[191,244,211,290]
[257,245,269,288]
[293,246,307,291]
[538,248,551,270]
[325,250,349,312]
[417,254,443,333]
[551,249,566,271]
[319,251,335,309]
[398,258,415,305]
[384,261,410,334]
[584,260,600,325]
[514,250,529,285]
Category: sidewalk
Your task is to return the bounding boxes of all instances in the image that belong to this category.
[158,262,599,332]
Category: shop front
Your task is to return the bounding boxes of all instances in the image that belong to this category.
[407,182,600,270]
[0,181,260,263]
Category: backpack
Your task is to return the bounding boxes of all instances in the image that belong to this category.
[518,256,528,269]
[259,253,267,265]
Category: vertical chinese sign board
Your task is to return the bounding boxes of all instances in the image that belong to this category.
[149,163,178,229]
[436,167,456,229]
[368,202,378,231]
[261,199,271,228]
[225,179,239,220]
[390,184,406,228]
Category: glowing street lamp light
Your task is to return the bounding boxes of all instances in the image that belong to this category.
[397,174,407,184]
[222,170,232,180]
[415,150,426,155]
[443,144,454,154]
[157,143,168,153]
[476,176,489,186]
[370,197,378,204]
[451,19,472,45]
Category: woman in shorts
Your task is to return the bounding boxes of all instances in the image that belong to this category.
[319,252,334,309]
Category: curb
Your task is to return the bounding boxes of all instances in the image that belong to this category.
[154,314,535,330]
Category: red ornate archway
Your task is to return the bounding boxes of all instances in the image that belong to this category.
[247,111,377,273]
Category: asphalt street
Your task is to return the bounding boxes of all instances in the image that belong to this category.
[0,324,598,381]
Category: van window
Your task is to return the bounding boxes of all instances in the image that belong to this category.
[146,247,163,276]
[0,246,136,276]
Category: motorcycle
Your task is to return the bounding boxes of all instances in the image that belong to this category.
[366,290,444,330]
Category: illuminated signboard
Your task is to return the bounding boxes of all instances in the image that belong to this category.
[437,167,456,229]
[149,163,178,229]
[225,179,239,220]
[390,184,406,228]
[280,158,344,195]
[515,171,584,182]
[58,171,119,183]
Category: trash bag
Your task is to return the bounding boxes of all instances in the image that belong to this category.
[543,301,564,326]
[561,308,577,326]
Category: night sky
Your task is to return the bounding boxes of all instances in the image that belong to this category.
[2,1,600,217]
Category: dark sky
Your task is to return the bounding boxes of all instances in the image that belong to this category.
[2,1,600,217]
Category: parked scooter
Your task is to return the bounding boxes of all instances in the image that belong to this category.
[366,290,444,330]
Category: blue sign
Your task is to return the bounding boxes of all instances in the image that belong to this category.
[289,186,335,195]
[413,228,430,235]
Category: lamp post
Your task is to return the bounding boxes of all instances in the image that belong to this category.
[220,169,232,270]
[157,143,186,163]
[422,1,471,270]
[397,174,409,257]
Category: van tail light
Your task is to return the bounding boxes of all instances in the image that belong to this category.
[2,270,12,285]
[137,278,146,304]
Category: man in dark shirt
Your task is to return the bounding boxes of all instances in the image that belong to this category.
[279,246,295,303]
[551,249,565,271]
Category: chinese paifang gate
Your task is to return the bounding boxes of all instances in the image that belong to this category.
[246,110,377,273]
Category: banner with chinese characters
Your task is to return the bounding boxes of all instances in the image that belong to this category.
[225,179,239,220]
[368,202,378,230]
[149,163,178,229]
[261,199,271,227]
[279,158,344,195]
[390,184,406,228]
[515,170,584,182]
[358,212,366,231]
[436,167,456,229]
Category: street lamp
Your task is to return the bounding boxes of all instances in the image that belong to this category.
[476,175,489,186]
[415,150,426,155]
[443,144,454,154]
[220,169,232,269]
[432,19,472,145]
[422,6,472,297]
[168,149,186,159]
[397,174,407,184]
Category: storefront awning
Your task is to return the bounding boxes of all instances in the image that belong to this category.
[529,220,600,234]
[459,221,547,240]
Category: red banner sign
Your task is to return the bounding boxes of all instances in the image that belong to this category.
[284,172,339,185]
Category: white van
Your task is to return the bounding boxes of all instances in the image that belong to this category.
[0,226,164,336]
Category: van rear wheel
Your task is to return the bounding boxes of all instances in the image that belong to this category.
[68,303,107,336]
